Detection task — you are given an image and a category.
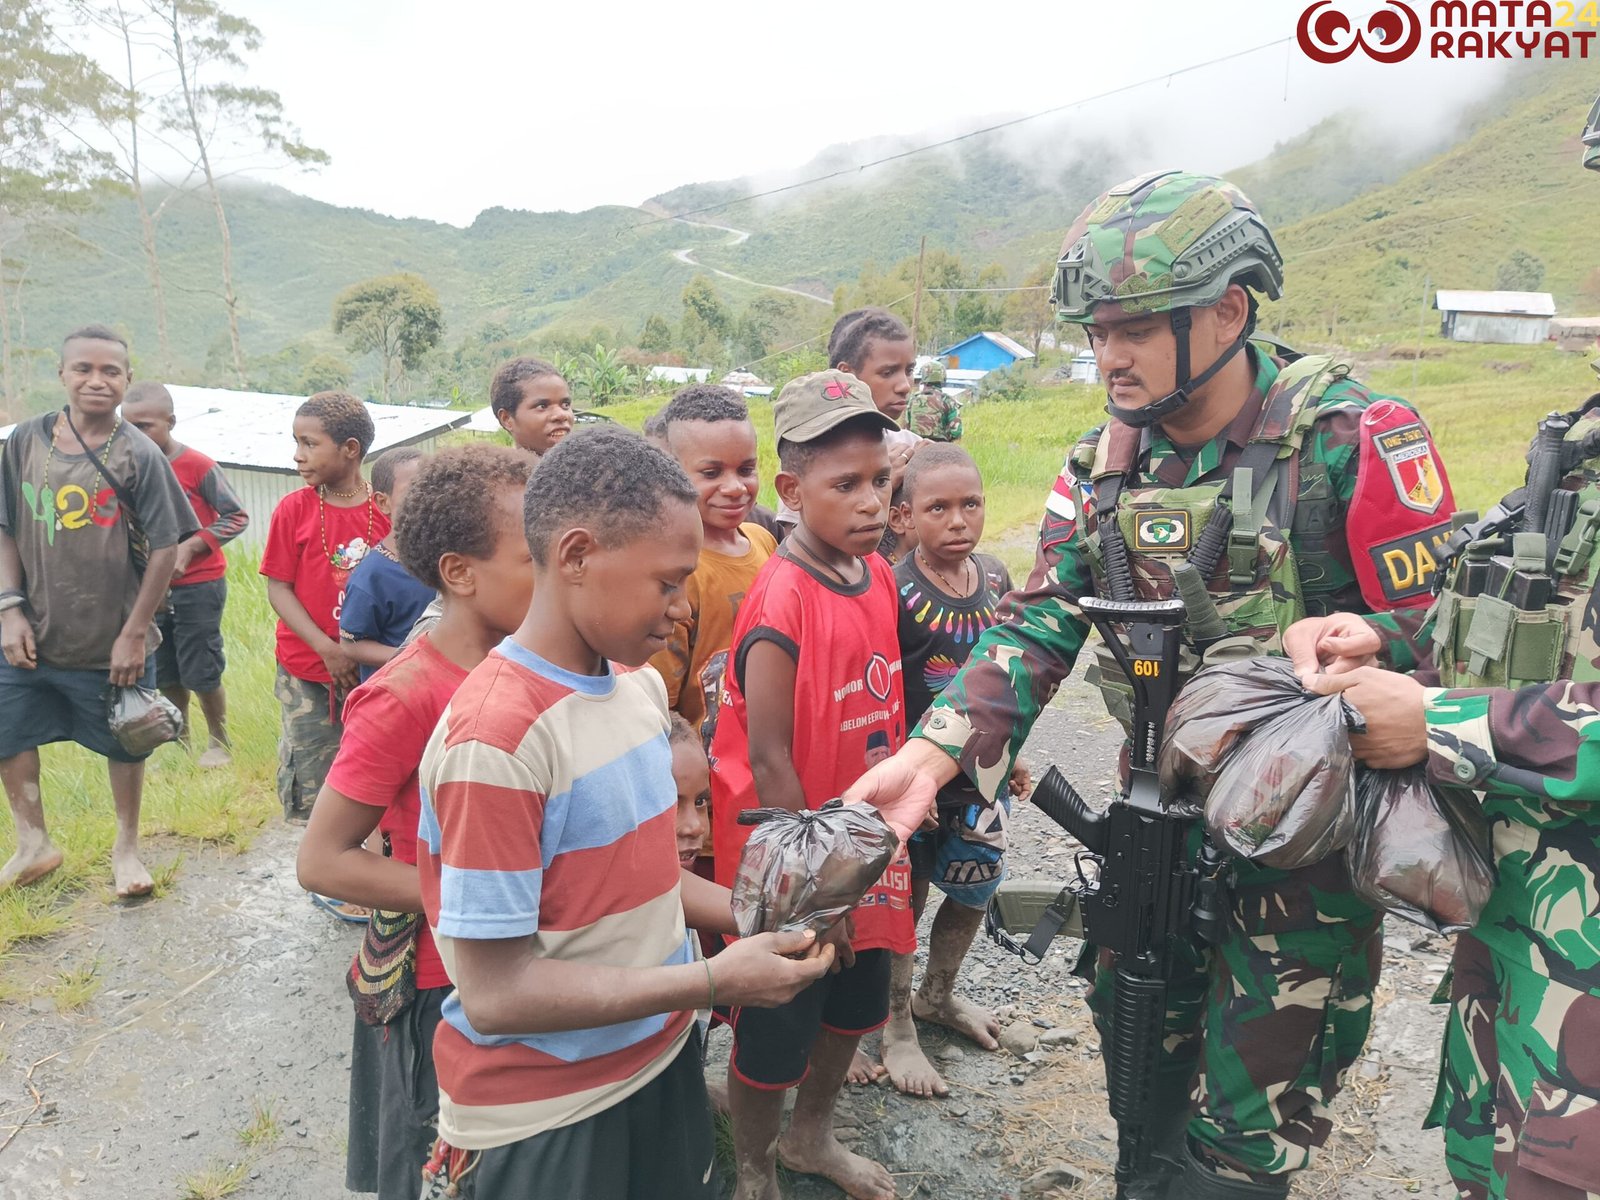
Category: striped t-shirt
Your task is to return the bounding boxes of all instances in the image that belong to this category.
[417,637,694,1149]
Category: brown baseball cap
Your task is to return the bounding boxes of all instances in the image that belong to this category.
[772,369,899,444]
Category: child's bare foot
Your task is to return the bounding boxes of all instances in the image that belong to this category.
[913,991,1001,1051]
[0,841,64,891]
[779,1129,896,1200]
[845,1048,885,1085]
[196,745,232,769]
[880,1015,948,1098]
[730,1165,781,1200]
[111,847,153,898]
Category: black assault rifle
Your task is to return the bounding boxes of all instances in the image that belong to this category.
[986,595,1230,1199]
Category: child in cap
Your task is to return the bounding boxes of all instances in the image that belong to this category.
[413,426,832,1200]
[880,443,1031,1099]
[339,447,436,683]
[711,370,911,1200]
[296,445,534,1200]
[261,391,385,825]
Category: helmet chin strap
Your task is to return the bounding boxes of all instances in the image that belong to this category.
[1105,305,1255,430]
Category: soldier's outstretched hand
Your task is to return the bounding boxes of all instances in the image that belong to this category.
[842,740,950,843]
[1285,612,1382,686]
[1303,665,1428,768]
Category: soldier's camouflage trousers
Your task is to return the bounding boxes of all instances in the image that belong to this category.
[274,666,343,822]
[1088,850,1382,1184]
[1429,931,1600,1200]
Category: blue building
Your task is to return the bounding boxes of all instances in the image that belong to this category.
[938,331,1036,375]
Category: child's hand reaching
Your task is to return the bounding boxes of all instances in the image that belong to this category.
[1008,763,1033,800]
[817,914,857,974]
[712,929,836,1008]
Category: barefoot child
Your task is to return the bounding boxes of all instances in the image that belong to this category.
[261,391,385,826]
[296,445,533,1200]
[339,448,436,682]
[414,426,833,1199]
[0,326,196,898]
[711,371,911,1200]
[490,356,574,458]
[880,444,1030,1098]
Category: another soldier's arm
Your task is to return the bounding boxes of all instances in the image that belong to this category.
[1424,681,1600,807]
[914,514,1095,805]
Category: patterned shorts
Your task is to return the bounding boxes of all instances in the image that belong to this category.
[273,666,341,821]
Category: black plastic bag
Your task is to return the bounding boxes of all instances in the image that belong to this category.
[1350,768,1493,934]
[1159,657,1362,869]
[107,685,183,757]
[731,799,899,938]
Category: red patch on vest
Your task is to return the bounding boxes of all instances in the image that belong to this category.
[1041,460,1081,550]
[1347,401,1456,609]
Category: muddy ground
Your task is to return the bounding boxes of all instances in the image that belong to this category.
[0,677,1457,1200]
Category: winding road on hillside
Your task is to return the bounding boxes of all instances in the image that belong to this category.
[667,215,831,305]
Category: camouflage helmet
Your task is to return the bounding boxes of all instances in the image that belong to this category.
[913,356,947,385]
[1052,170,1284,324]
[1584,93,1600,171]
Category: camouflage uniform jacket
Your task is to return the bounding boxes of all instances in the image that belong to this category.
[919,348,1433,807]
[904,386,963,442]
[1417,400,1600,996]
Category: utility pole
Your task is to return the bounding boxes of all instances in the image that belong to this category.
[911,236,927,350]
[1414,273,1430,395]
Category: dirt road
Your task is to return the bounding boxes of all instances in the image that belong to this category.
[0,678,1458,1199]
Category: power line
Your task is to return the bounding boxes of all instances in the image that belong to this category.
[630,34,1298,232]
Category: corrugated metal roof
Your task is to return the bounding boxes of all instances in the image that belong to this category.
[937,332,1038,361]
[1433,290,1556,317]
[465,406,502,433]
[0,386,468,472]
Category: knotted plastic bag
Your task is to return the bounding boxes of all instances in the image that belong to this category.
[1159,656,1363,869]
[730,799,900,938]
[1350,768,1493,934]
[107,685,184,757]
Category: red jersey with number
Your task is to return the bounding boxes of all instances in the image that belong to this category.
[709,549,913,954]
[260,486,389,682]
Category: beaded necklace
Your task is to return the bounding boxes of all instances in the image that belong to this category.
[43,412,121,526]
[917,547,975,597]
[318,481,375,568]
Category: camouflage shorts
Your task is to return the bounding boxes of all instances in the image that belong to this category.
[1429,931,1600,1200]
[274,666,342,822]
[1088,850,1383,1184]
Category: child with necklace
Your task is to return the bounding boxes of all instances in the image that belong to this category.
[260,391,386,832]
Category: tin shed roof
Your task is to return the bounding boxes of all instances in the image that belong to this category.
[1432,290,1556,317]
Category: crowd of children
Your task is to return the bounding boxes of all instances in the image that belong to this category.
[3,309,1021,1199]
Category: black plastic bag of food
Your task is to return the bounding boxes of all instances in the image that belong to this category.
[1159,657,1363,869]
[1350,768,1493,934]
[731,799,899,938]
[107,685,183,757]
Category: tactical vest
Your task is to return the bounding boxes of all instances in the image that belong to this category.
[1079,355,1355,729]
[1432,396,1600,690]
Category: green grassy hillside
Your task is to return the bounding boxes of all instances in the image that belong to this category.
[6,59,1592,414]
[1266,59,1598,340]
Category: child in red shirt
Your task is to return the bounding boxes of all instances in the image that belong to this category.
[711,370,909,1200]
[296,445,534,1200]
[260,391,387,824]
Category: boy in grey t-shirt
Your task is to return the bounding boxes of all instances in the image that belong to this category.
[0,325,196,898]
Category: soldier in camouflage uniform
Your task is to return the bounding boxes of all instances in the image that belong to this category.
[847,170,1455,1198]
[904,358,963,442]
[1286,115,1600,1200]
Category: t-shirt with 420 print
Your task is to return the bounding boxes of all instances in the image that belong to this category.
[0,413,195,671]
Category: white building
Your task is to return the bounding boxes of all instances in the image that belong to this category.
[1433,290,1556,345]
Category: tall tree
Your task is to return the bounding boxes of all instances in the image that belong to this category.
[1003,263,1058,356]
[332,273,444,404]
[0,1,117,413]
[149,0,328,385]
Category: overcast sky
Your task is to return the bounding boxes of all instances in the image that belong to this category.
[122,0,1516,226]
